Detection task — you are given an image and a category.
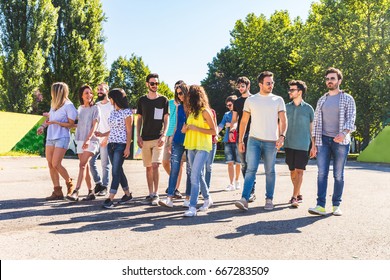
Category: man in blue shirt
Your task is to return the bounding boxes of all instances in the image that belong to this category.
[284,80,314,207]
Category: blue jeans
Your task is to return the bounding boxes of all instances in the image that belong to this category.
[89,144,110,187]
[237,134,256,193]
[241,137,277,201]
[187,149,210,207]
[167,142,186,197]
[107,143,129,194]
[204,143,217,188]
[316,135,349,207]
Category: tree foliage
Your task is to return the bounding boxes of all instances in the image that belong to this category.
[299,0,390,148]
[108,55,173,108]
[0,0,57,112]
[43,0,107,106]
[202,1,390,148]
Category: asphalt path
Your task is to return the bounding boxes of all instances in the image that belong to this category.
[0,156,389,260]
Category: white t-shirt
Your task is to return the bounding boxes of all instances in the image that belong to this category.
[96,101,114,133]
[47,100,78,140]
[244,93,286,141]
[108,109,133,144]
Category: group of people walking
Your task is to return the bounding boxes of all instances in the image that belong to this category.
[37,67,356,218]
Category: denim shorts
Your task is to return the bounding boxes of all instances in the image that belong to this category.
[46,137,71,149]
[224,142,241,164]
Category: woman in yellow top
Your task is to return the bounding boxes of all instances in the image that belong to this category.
[182,85,217,217]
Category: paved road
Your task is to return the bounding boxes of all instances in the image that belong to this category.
[0,156,389,260]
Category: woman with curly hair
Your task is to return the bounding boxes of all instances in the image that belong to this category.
[181,85,217,217]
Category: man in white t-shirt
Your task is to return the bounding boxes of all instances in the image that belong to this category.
[89,83,114,196]
[235,71,287,211]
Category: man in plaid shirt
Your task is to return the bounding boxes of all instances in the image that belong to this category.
[309,67,356,216]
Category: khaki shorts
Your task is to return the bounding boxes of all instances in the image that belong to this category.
[162,136,173,162]
[142,139,164,167]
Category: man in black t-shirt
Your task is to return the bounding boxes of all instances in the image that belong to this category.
[230,76,256,202]
[136,73,169,205]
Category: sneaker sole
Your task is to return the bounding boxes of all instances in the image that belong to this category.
[158,201,173,208]
[103,205,114,209]
[234,201,248,211]
[118,199,133,205]
[308,209,326,215]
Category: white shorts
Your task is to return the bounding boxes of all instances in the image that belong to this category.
[75,140,99,155]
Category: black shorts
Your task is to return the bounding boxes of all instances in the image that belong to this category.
[285,148,309,171]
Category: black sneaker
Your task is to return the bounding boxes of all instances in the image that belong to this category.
[173,189,183,199]
[94,183,103,194]
[82,192,96,201]
[297,194,303,203]
[118,193,133,205]
[103,198,114,209]
[67,189,79,201]
[98,187,108,196]
[165,188,169,194]
[140,195,153,205]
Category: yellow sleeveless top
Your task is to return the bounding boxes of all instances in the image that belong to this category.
[184,109,212,152]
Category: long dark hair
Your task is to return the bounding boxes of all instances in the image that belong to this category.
[108,88,129,109]
[185,85,210,119]
[175,82,188,105]
[78,84,94,106]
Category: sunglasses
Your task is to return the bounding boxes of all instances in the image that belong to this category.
[177,91,183,96]
[325,77,337,81]
[149,82,159,86]
[226,103,233,107]
[288,88,299,93]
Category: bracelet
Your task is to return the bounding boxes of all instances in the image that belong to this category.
[280,135,286,139]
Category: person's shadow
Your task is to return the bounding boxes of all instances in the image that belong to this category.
[216,215,329,239]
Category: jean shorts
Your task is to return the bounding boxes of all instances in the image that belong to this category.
[46,137,70,149]
[224,142,241,164]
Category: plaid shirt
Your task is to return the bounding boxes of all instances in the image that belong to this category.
[312,91,356,146]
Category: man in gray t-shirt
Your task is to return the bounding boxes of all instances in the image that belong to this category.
[309,67,356,217]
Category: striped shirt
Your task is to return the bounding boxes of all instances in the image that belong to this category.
[312,91,356,146]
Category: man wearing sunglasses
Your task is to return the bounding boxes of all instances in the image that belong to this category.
[284,80,314,208]
[230,76,257,201]
[235,71,287,211]
[136,73,169,206]
[308,67,356,216]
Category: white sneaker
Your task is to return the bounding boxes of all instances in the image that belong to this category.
[225,184,235,191]
[184,206,197,217]
[151,194,159,206]
[264,198,274,210]
[182,199,190,208]
[332,206,343,216]
[234,181,241,190]
[158,198,173,208]
[199,197,213,211]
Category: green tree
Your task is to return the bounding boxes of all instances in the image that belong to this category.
[299,0,390,148]
[108,55,173,108]
[0,0,57,113]
[44,0,107,106]
[202,11,303,120]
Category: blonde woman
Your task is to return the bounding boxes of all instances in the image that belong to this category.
[37,82,77,200]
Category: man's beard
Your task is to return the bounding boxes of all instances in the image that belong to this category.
[97,94,105,101]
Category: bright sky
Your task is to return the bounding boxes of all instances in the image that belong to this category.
[101,0,314,90]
